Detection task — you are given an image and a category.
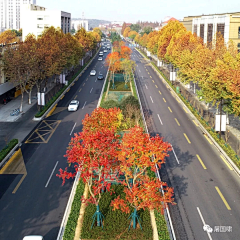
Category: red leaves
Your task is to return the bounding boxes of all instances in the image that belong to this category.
[120,46,132,59]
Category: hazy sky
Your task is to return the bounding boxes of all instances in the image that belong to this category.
[38,0,240,22]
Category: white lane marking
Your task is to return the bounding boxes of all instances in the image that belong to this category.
[82,101,87,109]
[197,207,213,240]
[45,161,59,188]
[90,87,93,93]
[70,122,76,135]
[150,96,154,103]
[139,69,141,73]
[145,84,148,89]
[171,145,180,164]
[95,79,97,82]
[157,114,163,125]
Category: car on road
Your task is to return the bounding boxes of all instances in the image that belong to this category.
[104,49,107,52]
[103,46,105,49]
[99,52,103,56]
[90,70,96,76]
[23,236,44,240]
[68,100,79,111]
[97,73,104,80]
[98,57,103,61]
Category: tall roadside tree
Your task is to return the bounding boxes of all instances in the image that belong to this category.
[0,29,19,44]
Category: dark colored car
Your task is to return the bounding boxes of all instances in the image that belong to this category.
[97,73,104,80]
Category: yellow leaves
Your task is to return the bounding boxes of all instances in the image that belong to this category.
[0,30,19,44]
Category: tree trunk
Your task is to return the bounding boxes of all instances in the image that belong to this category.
[150,209,159,240]
[219,98,222,140]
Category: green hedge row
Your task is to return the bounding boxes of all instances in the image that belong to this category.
[0,139,18,162]
[81,185,153,240]
[63,178,85,240]
[150,61,240,168]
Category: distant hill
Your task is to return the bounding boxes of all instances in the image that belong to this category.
[72,18,111,29]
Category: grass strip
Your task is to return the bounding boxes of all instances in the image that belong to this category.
[0,139,18,162]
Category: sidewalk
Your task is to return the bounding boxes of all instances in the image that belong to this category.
[0,80,55,150]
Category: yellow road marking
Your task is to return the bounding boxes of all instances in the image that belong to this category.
[159,91,161,95]
[163,98,166,102]
[155,85,158,89]
[150,76,152,79]
[83,83,85,86]
[196,154,207,169]
[220,155,233,170]
[67,88,70,92]
[192,120,198,127]
[175,118,180,126]
[79,88,82,92]
[12,174,27,194]
[184,133,191,144]
[74,95,77,100]
[168,107,172,113]
[215,186,231,210]
[72,83,75,86]
[204,134,212,145]
[176,97,180,103]
[61,95,65,100]
[183,107,188,113]
[148,72,150,75]
[152,80,155,83]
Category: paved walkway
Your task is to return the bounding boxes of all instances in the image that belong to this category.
[0,81,55,149]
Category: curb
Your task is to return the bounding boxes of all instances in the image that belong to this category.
[136,47,240,177]
[0,142,21,169]
[132,69,176,240]
[33,48,101,121]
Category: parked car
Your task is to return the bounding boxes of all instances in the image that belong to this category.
[97,73,104,80]
[90,70,96,76]
[98,57,103,61]
[104,49,107,52]
[68,100,79,111]
[23,236,44,240]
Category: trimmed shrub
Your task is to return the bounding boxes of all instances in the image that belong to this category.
[101,100,119,109]
[63,179,85,240]
[0,139,18,162]
[120,95,140,111]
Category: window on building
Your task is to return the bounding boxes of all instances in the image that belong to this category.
[217,23,225,37]
[37,17,43,20]
[238,43,240,53]
[200,24,204,40]
[207,24,213,45]
[238,27,240,39]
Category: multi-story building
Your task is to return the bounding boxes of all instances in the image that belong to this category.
[0,0,36,32]
[21,4,71,40]
[71,20,88,32]
[181,12,240,50]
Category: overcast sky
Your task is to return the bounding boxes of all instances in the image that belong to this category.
[38,0,240,22]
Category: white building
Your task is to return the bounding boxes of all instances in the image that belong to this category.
[71,19,88,31]
[0,0,36,32]
[21,4,71,40]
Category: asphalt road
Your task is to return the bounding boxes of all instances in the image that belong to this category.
[130,46,240,240]
[0,42,110,240]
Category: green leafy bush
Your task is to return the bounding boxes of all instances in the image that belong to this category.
[0,139,18,162]
[120,95,140,112]
[101,100,119,109]
[81,185,153,240]
[63,179,85,240]
[155,210,171,240]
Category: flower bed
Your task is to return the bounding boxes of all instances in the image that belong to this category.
[80,185,153,240]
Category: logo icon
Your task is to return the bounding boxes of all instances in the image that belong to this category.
[203,224,213,233]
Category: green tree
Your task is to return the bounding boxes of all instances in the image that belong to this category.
[130,24,141,33]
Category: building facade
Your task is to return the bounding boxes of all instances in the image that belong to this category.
[71,20,88,32]
[182,12,240,50]
[21,4,71,40]
[0,0,36,32]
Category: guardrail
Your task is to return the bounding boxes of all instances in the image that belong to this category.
[132,70,176,240]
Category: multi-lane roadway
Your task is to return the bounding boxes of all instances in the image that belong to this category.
[130,45,240,240]
[0,43,110,240]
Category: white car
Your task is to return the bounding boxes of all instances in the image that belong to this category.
[23,236,44,240]
[68,100,79,111]
[90,70,96,76]
[103,46,105,49]
[104,49,107,53]
[98,57,103,61]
